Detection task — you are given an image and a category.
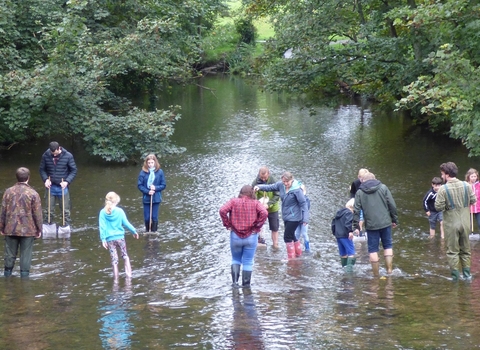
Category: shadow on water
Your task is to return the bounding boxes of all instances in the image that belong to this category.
[1,75,480,348]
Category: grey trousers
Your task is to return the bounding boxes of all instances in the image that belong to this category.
[4,236,35,272]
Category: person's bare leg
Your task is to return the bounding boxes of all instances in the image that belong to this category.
[271,231,279,249]
[429,228,435,239]
[113,263,119,280]
[124,256,132,277]
[440,221,445,239]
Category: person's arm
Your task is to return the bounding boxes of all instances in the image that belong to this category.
[296,191,309,224]
[435,186,446,212]
[121,210,139,238]
[0,193,6,234]
[39,153,47,182]
[99,211,108,248]
[352,193,361,232]
[469,182,477,205]
[155,170,167,192]
[383,186,398,225]
[255,182,281,193]
[137,171,150,195]
[349,181,356,198]
[65,154,77,184]
[345,212,354,240]
[253,202,268,232]
[422,191,431,212]
[219,200,233,230]
[33,192,43,238]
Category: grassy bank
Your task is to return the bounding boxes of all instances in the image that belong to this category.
[201,0,274,67]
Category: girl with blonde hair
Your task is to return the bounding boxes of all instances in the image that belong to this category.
[99,192,139,279]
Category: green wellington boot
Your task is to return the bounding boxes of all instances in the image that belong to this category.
[345,257,356,273]
[451,269,460,281]
[340,257,348,267]
[462,267,472,281]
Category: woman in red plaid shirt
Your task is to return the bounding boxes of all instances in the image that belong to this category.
[220,185,268,288]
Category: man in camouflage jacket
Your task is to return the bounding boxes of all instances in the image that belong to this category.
[0,167,42,277]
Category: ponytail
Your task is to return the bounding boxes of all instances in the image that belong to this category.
[104,192,120,214]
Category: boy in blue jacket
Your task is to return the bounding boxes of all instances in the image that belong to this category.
[332,198,355,272]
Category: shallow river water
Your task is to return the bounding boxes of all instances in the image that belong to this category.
[1,75,480,349]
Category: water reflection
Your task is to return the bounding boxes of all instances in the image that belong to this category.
[98,278,135,349]
[229,289,265,349]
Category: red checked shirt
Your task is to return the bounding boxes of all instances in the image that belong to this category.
[219,197,268,238]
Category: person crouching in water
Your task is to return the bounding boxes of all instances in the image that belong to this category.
[220,185,268,287]
[332,198,356,272]
[99,192,139,279]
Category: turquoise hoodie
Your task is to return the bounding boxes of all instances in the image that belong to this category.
[99,207,136,243]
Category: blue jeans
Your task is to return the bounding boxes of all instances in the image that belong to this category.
[230,232,258,271]
[367,226,393,253]
[337,237,355,256]
[143,202,160,221]
[295,223,309,242]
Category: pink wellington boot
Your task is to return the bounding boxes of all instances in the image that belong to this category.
[294,241,302,257]
[286,242,296,259]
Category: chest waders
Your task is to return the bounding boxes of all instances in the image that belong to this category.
[444,182,472,280]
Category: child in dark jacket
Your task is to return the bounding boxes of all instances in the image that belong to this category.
[422,177,444,239]
[331,198,356,272]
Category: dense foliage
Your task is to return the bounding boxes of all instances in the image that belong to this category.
[243,0,480,156]
[0,0,225,161]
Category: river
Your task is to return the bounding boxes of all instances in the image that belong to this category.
[0,75,479,349]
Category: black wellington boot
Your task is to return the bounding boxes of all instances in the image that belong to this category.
[152,221,158,232]
[231,264,240,287]
[242,270,252,288]
[4,268,12,277]
[145,221,151,232]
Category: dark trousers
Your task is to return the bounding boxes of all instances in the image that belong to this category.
[4,236,35,272]
[284,221,301,243]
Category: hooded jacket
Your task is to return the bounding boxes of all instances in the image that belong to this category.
[353,179,398,231]
[257,180,309,223]
[331,207,353,239]
[99,207,136,243]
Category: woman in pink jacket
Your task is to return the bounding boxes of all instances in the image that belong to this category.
[465,168,480,233]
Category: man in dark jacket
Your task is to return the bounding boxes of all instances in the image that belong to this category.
[0,167,42,277]
[353,172,398,276]
[39,141,77,225]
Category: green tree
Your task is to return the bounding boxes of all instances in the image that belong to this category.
[0,0,225,161]
[244,0,480,155]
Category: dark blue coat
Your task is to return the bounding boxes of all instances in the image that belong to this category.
[39,147,77,185]
[138,169,166,204]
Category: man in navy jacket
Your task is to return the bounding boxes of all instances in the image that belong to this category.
[39,141,77,225]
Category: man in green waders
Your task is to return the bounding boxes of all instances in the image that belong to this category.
[435,162,476,281]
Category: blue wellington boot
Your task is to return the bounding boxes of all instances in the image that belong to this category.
[304,241,310,253]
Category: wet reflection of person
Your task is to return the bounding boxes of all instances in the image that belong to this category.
[99,278,135,349]
[220,185,268,287]
[230,289,265,349]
